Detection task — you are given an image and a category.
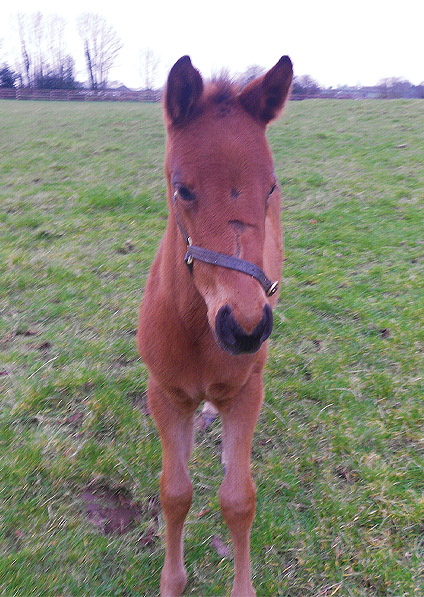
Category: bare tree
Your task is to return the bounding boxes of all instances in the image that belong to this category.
[377,77,413,99]
[77,13,122,89]
[16,13,32,86]
[291,75,321,98]
[45,14,66,80]
[32,12,45,84]
[140,48,160,90]
[238,65,265,88]
[15,12,75,88]
[17,12,46,86]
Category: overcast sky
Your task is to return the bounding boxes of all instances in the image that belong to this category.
[1,0,423,88]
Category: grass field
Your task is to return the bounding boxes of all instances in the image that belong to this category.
[0,98,423,596]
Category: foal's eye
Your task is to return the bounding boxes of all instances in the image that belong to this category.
[177,186,196,202]
[268,183,277,197]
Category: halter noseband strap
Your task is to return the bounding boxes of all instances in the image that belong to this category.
[173,192,278,297]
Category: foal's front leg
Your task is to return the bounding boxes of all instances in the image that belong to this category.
[218,375,264,597]
[147,380,195,596]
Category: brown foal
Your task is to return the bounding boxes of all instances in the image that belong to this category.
[137,54,293,596]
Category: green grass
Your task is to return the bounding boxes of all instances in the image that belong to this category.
[1,99,423,596]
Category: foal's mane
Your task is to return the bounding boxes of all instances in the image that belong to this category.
[200,78,243,118]
[208,77,239,103]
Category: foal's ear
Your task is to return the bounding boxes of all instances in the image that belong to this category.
[239,56,293,124]
[165,55,204,126]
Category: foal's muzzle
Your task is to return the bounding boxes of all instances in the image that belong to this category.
[215,304,273,355]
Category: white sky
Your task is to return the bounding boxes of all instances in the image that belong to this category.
[1,0,423,89]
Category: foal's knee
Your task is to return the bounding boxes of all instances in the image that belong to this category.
[219,477,256,528]
[160,473,193,519]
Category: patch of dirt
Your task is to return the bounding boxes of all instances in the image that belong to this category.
[15,328,39,337]
[81,483,142,535]
[28,340,52,351]
[116,239,136,254]
[128,391,149,415]
[363,324,391,339]
[80,482,159,539]
[1,328,39,346]
[334,465,358,485]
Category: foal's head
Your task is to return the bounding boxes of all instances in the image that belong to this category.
[165,56,293,355]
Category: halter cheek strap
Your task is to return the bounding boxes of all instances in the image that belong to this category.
[173,192,279,297]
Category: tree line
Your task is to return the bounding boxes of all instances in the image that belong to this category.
[239,70,424,101]
[0,12,133,90]
[291,75,424,100]
[1,14,423,98]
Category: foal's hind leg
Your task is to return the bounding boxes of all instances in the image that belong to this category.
[147,380,195,596]
[218,375,263,597]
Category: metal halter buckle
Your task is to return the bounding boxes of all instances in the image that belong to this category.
[186,237,193,265]
[266,281,279,297]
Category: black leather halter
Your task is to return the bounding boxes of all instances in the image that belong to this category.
[173,192,278,297]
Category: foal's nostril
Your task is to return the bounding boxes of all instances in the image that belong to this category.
[215,304,273,355]
[215,305,236,351]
